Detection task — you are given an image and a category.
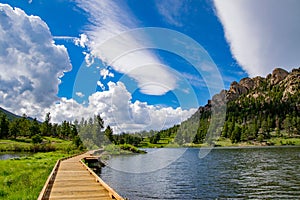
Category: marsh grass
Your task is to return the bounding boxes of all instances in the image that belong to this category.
[0,137,78,152]
[0,137,83,199]
[104,144,146,154]
[0,151,73,199]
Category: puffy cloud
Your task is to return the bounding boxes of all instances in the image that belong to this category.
[0,3,71,116]
[97,81,105,90]
[75,92,84,98]
[83,51,94,67]
[100,68,114,79]
[214,0,300,76]
[74,33,88,48]
[49,81,196,133]
[75,0,178,95]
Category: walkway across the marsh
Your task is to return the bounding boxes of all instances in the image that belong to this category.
[38,152,124,200]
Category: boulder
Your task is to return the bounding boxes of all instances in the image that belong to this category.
[270,68,288,85]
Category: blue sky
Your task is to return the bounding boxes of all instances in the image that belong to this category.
[0,0,299,133]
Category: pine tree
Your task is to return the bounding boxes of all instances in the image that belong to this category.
[41,112,52,136]
[0,114,9,139]
[29,118,40,137]
[105,125,114,144]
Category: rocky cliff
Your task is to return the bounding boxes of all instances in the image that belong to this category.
[174,67,299,144]
[212,67,299,103]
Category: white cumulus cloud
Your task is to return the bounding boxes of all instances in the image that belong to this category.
[48,81,196,133]
[0,3,71,117]
[100,68,114,79]
[74,33,88,48]
[214,0,300,76]
[75,92,85,98]
[97,80,105,90]
[0,3,196,133]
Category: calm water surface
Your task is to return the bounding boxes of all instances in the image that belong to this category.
[0,152,30,160]
[100,147,300,199]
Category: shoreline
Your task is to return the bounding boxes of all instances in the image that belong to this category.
[139,137,300,149]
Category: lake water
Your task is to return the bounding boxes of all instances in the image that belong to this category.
[100,147,300,199]
[0,152,30,160]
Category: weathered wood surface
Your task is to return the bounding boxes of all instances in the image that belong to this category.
[38,152,124,200]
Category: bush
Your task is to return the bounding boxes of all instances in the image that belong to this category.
[119,144,146,153]
[31,134,42,144]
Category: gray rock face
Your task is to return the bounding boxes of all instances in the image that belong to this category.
[282,68,300,100]
[270,68,289,85]
[226,81,248,101]
[212,67,298,103]
[239,77,254,91]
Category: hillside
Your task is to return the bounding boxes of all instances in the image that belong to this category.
[0,107,21,120]
[139,68,300,146]
[0,107,36,121]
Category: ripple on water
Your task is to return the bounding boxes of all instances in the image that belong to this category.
[100,147,300,200]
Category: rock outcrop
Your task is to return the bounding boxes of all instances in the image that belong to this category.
[270,68,289,85]
[226,81,248,101]
[239,77,254,91]
[211,67,299,103]
[282,68,300,100]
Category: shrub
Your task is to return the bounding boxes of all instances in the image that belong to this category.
[31,134,42,144]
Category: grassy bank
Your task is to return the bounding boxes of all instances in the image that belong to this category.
[104,144,146,155]
[137,136,300,149]
[0,151,76,199]
[0,137,80,152]
[138,136,176,148]
[199,137,299,147]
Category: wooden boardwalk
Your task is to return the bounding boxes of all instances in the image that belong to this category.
[38,152,124,200]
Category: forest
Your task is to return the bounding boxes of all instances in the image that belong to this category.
[133,68,300,146]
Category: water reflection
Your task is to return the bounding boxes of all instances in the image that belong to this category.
[0,152,30,160]
[100,147,300,200]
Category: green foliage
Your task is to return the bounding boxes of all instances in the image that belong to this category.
[149,133,160,144]
[113,133,143,146]
[76,115,108,149]
[0,113,9,139]
[29,118,40,137]
[40,112,52,136]
[104,144,145,154]
[136,69,299,146]
[0,111,84,151]
[0,137,82,153]
[31,134,42,144]
[0,152,72,199]
[105,125,114,144]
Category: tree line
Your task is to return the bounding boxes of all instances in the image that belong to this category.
[0,112,83,148]
[135,78,299,145]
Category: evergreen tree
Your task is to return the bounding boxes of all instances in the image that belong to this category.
[29,118,40,137]
[9,120,20,139]
[0,113,9,139]
[41,112,52,136]
[105,125,114,144]
[284,114,292,136]
[230,124,241,143]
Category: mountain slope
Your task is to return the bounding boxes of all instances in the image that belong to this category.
[0,107,21,120]
[0,107,35,121]
[151,68,300,146]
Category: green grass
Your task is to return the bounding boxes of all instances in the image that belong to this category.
[267,137,300,146]
[138,137,175,148]
[0,137,79,152]
[104,144,146,155]
[0,151,73,200]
